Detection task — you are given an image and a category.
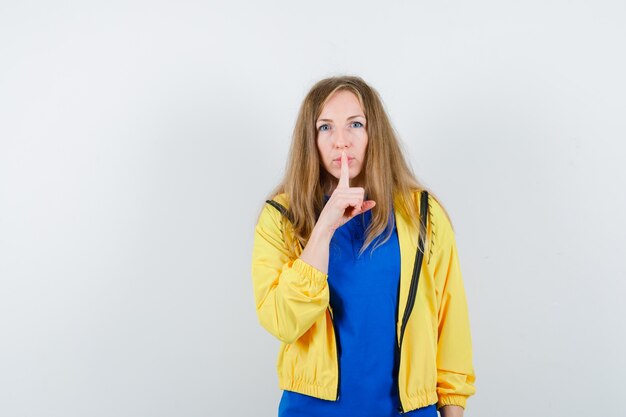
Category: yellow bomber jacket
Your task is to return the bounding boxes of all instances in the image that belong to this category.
[250,190,476,413]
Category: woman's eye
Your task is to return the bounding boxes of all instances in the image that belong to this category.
[318,124,330,132]
[351,121,364,128]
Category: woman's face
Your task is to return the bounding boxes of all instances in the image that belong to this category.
[316,90,368,189]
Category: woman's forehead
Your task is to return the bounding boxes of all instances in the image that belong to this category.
[318,90,365,120]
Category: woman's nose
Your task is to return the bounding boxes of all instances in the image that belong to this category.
[333,129,350,148]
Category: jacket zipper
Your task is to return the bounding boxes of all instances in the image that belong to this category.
[329,306,340,400]
[396,341,405,413]
[396,191,429,414]
[396,245,425,413]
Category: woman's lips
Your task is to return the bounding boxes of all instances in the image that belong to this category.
[333,157,354,163]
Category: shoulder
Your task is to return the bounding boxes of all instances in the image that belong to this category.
[408,189,456,253]
[271,192,290,208]
[257,192,290,230]
[427,193,451,227]
[428,193,457,256]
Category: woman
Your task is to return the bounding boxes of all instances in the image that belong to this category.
[251,75,476,416]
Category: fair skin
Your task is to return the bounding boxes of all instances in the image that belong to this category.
[440,405,464,417]
[299,90,464,417]
[316,89,369,193]
[300,89,376,272]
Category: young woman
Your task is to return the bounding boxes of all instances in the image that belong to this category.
[251,75,476,417]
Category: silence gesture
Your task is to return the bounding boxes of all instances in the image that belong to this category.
[316,150,377,233]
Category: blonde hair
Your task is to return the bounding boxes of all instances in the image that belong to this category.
[261,75,453,259]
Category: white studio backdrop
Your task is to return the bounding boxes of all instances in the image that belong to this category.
[1,1,625,416]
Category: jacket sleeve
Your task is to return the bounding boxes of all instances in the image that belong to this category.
[431,199,477,410]
[251,202,330,344]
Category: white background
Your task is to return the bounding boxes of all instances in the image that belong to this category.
[1,1,625,416]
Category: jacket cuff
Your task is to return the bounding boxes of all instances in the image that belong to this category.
[437,394,467,410]
[292,258,327,286]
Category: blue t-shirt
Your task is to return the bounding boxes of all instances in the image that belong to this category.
[278,196,437,417]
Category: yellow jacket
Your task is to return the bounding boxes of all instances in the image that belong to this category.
[251,190,476,413]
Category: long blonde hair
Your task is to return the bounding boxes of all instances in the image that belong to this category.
[261,75,452,259]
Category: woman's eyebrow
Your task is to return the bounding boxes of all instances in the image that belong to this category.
[316,115,366,122]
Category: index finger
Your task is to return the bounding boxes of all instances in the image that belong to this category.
[338,150,350,188]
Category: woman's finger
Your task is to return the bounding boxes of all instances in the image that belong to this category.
[337,150,350,189]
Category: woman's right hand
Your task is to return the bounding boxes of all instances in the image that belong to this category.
[316,150,377,234]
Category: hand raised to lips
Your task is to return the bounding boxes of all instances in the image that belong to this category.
[316,150,377,233]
